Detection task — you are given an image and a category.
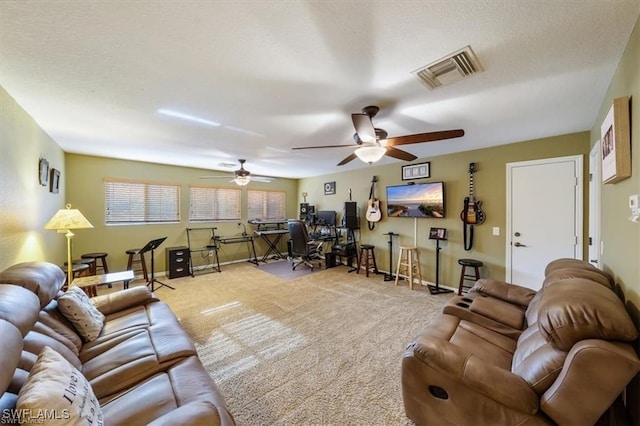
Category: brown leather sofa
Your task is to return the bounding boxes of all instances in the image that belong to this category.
[402,259,640,425]
[0,261,235,425]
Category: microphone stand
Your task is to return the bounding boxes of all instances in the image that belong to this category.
[383,232,398,281]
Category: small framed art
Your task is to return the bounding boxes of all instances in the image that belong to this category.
[601,96,631,184]
[402,162,430,180]
[39,158,49,186]
[50,169,60,193]
[324,181,336,195]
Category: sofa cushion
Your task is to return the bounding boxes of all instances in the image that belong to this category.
[542,267,613,290]
[0,262,66,308]
[17,346,104,426]
[538,279,638,351]
[58,286,105,342]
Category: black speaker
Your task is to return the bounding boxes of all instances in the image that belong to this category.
[344,201,359,229]
[299,203,309,219]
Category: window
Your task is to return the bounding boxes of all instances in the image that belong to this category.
[189,185,241,222]
[248,190,286,221]
[105,179,180,224]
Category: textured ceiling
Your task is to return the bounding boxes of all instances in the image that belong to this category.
[1,1,639,179]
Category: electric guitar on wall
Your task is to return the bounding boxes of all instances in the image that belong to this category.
[460,163,486,225]
[366,176,382,225]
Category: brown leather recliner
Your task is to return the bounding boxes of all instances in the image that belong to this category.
[402,261,640,425]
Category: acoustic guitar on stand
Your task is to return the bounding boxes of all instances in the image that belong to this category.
[366,176,382,227]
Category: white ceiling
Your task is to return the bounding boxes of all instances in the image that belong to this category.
[1,1,639,179]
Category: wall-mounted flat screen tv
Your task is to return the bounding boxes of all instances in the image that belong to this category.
[386,182,445,218]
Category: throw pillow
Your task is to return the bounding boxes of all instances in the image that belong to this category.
[57,286,105,342]
[17,346,104,426]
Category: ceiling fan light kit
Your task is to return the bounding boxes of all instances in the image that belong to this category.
[233,176,251,186]
[355,145,387,164]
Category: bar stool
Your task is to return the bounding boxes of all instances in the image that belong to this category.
[457,258,483,295]
[61,263,91,279]
[357,244,379,277]
[395,246,422,290]
[81,252,109,274]
[65,258,96,275]
[126,248,148,282]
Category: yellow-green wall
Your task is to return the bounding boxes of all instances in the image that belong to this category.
[298,133,589,289]
[65,154,299,273]
[591,15,640,309]
[0,87,66,267]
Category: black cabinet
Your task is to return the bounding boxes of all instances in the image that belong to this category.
[166,246,190,279]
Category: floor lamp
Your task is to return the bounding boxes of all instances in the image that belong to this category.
[44,204,94,285]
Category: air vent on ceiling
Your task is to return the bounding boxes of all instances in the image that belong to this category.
[412,45,483,90]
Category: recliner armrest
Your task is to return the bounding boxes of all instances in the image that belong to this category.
[407,336,539,414]
[470,279,536,308]
[92,287,157,315]
[146,401,233,426]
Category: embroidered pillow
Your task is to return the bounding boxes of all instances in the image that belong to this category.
[17,346,104,426]
[57,286,105,342]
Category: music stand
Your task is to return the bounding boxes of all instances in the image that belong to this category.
[427,228,453,295]
[138,237,174,291]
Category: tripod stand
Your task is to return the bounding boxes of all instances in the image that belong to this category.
[138,237,174,291]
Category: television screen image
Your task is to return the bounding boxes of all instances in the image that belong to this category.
[386,182,445,218]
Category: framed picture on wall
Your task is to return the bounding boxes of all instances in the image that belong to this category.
[324,181,336,195]
[50,168,60,193]
[601,96,631,184]
[39,158,49,186]
[402,162,430,180]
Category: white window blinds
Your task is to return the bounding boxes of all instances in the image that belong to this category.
[105,180,180,224]
[189,186,241,221]
[247,190,286,221]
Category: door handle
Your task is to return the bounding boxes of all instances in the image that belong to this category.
[514,242,526,247]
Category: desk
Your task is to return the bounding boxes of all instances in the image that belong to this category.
[255,229,289,262]
[215,235,259,266]
[72,270,135,297]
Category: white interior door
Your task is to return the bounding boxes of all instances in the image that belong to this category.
[506,156,583,290]
[588,142,601,268]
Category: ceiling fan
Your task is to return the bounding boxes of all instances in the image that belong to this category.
[292,105,465,165]
[200,159,275,186]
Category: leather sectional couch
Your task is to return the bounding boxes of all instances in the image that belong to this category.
[402,258,640,425]
[0,261,235,425]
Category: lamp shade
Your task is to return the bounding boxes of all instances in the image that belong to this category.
[355,145,386,164]
[44,204,94,231]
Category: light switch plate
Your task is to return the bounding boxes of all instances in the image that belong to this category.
[492,227,500,236]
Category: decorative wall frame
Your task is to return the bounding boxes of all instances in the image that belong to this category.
[402,162,431,180]
[601,96,631,184]
[324,181,336,195]
[39,158,49,186]
[50,169,60,193]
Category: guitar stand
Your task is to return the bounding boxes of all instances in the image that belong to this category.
[139,237,175,292]
[383,232,398,281]
[427,230,453,295]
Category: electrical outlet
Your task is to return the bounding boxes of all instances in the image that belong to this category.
[208,250,214,257]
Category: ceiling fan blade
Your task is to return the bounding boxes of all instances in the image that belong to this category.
[337,152,358,166]
[352,113,376,143]
[252,176,275,182]
[200,175,229,179]
[292,144,355,150]
[385,129,465,146]
[385,147,417,161]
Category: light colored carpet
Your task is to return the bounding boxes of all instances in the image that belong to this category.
[152,262,454,425]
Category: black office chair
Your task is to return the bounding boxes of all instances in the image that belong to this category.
[287,220,323,271]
